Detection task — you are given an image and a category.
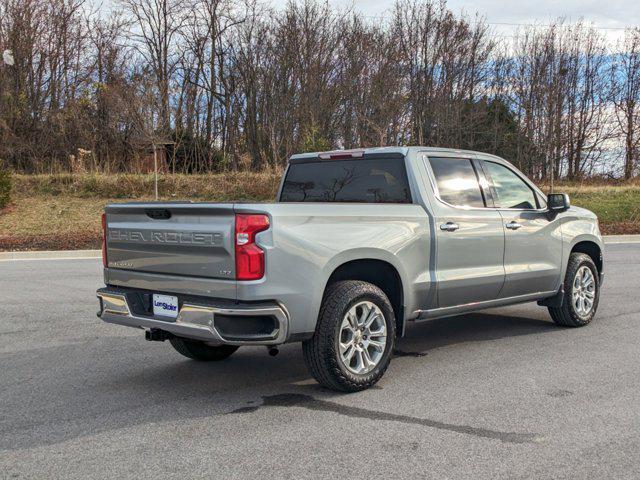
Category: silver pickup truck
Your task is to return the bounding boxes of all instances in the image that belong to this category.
[97,147,604,392]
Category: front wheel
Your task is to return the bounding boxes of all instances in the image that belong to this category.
[302,280,396,392]
[548,252,600,327]
[169,337,239,361]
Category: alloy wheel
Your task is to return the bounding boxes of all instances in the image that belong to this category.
[338,301,387,375]
[572,265,596,317]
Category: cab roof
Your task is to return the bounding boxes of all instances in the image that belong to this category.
[288,146,505,163]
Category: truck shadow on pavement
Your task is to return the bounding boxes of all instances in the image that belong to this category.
[3,310,555,451]
[113,310,557,394]
[396,309,557,356]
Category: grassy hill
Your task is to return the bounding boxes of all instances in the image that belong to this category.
[1,173,638,251]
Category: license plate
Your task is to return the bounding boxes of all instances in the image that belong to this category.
[152,294,179,319]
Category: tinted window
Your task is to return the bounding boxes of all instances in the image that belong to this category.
[484,161,537,209]
[280,158,411,203]
[428,157,484,208]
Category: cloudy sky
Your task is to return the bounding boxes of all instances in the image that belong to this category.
[272,0,639,44]
[272,0,640,27]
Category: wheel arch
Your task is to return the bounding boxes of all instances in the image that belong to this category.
[323,258,406,337]
[571,240,603,276]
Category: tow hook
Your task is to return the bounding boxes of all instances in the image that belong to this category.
[267,346,279,357]
[145,329,173,342]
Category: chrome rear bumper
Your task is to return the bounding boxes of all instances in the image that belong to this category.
[97,289,289,346]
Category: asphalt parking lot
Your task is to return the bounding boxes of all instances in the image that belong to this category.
[1,243,639,479]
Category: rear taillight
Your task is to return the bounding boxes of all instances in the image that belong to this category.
[235,214,269,280]
[101,213,108,268]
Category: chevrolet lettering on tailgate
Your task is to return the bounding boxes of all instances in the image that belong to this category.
[108,229,223,246]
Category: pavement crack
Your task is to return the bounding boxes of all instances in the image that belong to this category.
[229,393,539,444]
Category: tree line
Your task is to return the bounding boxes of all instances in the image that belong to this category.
[0,0,639,179]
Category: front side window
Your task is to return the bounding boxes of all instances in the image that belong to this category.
[484,161,537,209]
[428,157,485,208]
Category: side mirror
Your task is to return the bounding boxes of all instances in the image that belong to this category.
[547,193,570,212]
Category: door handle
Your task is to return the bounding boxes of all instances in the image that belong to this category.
[440,222,460,232]
[505,221,522,230]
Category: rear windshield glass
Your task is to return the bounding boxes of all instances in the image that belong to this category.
[279,158,412,203]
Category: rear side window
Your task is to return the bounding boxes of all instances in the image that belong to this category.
[428,157,485,208]
[484,161,537,209]
[279,158,412,203]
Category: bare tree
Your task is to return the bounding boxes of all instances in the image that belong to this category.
[612,28,640,179]
[0,0,639,179]
[120,0,188,132]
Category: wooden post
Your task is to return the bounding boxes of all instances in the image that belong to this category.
[153,143,158,200]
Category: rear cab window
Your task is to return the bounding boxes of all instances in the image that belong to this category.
[279,157,412,203]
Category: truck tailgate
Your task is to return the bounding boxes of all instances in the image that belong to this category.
[104,203,236,280]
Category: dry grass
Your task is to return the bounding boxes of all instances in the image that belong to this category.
[1,173,639,250]
[1,196,119,236]
[12,172,282,200]
[548,186,640,233]
[0,197,115,250]
[2,173,283,250]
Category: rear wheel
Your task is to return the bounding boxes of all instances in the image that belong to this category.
[548,252,600,327]
[169,337,239,361]
[302,280,396,392]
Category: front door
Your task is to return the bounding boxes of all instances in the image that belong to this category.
[425,156,505,308]
[481,160,563,298]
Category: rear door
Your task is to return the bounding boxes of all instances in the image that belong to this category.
[480,160,562,298]
[105,203,236,280]
[424,155,505,308]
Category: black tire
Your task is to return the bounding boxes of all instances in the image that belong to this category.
[548,252,600,327]
[169,337,239,361]
[302,280,396,392]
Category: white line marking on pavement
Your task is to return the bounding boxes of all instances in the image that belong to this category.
[604,240,640,244]
[0,249,101,261]
[604,235,640,244]
[0,256,101,262]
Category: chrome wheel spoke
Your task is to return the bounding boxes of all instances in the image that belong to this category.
[368,325,386,337]
[341,318,352,334]
[340,339,353,355]
[355,349,365,372]
[361,347,374,368]
[357,304,371,327]
[346,309,359,330]
[363,308,379,329]
[344,344,356,363]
